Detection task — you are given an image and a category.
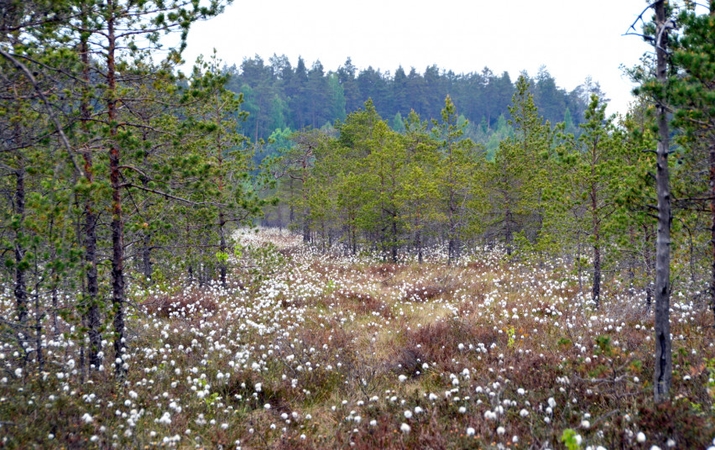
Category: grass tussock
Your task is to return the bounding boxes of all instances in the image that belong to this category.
[140,288,218,320]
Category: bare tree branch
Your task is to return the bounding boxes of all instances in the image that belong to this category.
[120,182,220,207]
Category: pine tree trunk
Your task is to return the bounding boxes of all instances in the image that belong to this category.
[141,231,152,280]
[289,178,295,223]
[628,225,637,298]
[576,225,583,295]
[592,242,601,308]
[84,198,101,370]
[51,276,59,336]
[505,205,513,256]
[391,214,398,263]
[219,210,227,288]
[33,290,43,372]
[447,187,456,264]
[709,143,715,322]
[186,221,193,284]
[592,188,601,308]
[351,225,357,256]
[107,4,126,379]
[448,235,460,264]
[644,224,654,310]
[80,34,102,371]
[653,0,672,403]
[139,155,153,282]
[303,210,310,243]
[416,229,423,264]
[14,167,28,335]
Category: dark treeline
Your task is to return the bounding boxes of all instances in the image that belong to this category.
[226,55,604,148]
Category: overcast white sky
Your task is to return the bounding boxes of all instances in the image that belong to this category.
[174,0,657,116]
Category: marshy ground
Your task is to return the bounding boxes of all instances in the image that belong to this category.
[1,228,714,449]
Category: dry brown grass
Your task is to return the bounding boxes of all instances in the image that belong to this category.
[140,288,218,320]
[331,288,394,319]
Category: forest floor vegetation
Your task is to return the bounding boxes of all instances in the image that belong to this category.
[1,228,714,449]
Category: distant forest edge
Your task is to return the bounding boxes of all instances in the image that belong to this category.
[223,55,607,156]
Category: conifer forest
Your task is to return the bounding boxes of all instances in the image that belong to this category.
[1,0,715,448]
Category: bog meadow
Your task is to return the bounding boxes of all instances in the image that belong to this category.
[1,1,715,449]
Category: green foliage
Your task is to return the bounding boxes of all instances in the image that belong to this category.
[483,76,554,256]
[506,326,516,348]
[237,242,287,288]
[276,97,487,262]
[228,55,591,144]
[595,335,613,356]
[707,358,715,405]
[0,0,268,378]
[560,428,581,450]
[432,95,481,261]
[215,251,229,264]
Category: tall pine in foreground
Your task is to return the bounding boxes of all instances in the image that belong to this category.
[71,0,229,378]
[632,0,674,404]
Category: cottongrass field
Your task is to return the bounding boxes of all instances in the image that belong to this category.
[1,228,715,449]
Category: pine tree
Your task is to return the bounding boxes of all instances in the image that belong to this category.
[486,76,551,255]
[398,111,441,262]
[631,0,675,404]
[64,0,230,378]
[433,96,479,263]
[575,95,624,308]
[670,0,715,319]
